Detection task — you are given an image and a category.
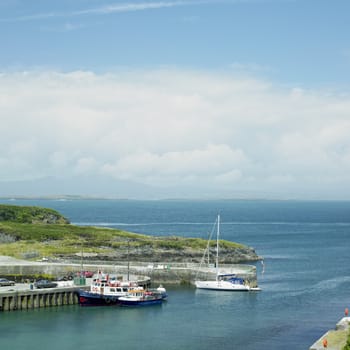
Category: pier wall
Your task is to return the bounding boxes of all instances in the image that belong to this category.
[117,262,258,286]
[0,259,258,286]
[0,275,151,312]
[0,287,83,311]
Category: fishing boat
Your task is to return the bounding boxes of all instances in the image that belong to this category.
[195,215,261,292]
[118,288,165,306]
[77,273,141,306]
[149,284,168,300]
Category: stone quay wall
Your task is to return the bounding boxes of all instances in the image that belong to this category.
[0,256,258,286]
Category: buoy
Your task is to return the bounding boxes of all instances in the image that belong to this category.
[345,308,349,316]
[323,338,328,348]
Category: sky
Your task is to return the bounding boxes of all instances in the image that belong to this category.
[1,0,350,199]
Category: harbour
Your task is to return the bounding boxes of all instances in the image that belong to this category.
[0,256,258,311]
[1,199,350,350]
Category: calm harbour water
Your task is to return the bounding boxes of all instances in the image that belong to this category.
[1,199,350,350]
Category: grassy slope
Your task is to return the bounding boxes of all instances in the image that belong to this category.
[0,204,254,261]
[0,204,69,224]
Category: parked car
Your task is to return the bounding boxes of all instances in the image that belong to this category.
[77,271,94,278]
[34,280,58,289]
[57,273,74,281]
[0,278,15,287]
[57,276,68,281]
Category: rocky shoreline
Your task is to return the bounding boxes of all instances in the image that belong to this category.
[64,244,261,264]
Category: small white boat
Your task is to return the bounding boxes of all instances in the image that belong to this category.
[195,215,261,292]
[118,288,166,306]
[149,285,168,299]
[195,273,260,291]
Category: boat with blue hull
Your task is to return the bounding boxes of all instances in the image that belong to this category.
[77,273,168,307]
[77,273,141,307]
[118,288,166,307]
[78,289,127,306]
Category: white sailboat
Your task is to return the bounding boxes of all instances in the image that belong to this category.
[195,215,259,291]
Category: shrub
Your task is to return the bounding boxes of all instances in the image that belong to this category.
[343,330,350,350]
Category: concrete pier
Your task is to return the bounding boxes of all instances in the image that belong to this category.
[310,317,350,350]
[0,274,151,312]
[0,273,152,312]
[140,262,258,286]
[0,256,259,287]
[0,286,82,311]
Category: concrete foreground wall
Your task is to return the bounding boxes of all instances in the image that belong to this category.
[310,317,350,350]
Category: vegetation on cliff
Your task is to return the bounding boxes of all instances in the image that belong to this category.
[344,331,350,350]
[0,204,260,263]
[0,204,69,224]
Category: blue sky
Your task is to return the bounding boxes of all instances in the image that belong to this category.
[1,0,350,199]
[1,0,349,84]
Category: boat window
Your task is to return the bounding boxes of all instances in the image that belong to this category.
[110,288,115,292]
[123,287,128,292]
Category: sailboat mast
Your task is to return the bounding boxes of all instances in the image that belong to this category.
[216,214,220,280]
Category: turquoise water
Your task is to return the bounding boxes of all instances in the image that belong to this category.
[1,199,350,349]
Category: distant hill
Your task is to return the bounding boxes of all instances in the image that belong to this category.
[0,175,162,199]
[0,175,264,200]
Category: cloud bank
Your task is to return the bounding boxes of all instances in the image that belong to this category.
[1,69,350,199]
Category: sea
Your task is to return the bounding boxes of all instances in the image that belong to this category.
[1,199,350,350]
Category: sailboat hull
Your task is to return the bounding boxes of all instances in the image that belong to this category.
[195,280,251,291]
[195,215,261,292]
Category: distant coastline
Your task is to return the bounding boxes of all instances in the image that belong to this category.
[1,195,349,202]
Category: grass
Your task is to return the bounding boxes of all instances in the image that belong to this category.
[343,329,350,350]
[0,222,254,259]
[0,221,253,261]
[0,204,69,224]
[0,204,256,262]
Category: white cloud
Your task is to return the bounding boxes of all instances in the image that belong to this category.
[40,22,86,33]
[74,157,99,175]
[49,151,69,170]
[0,0,226,22]
[102,144,247,184]
[0,68,350,198]
[77,1,192,15]
[230,62,273,74]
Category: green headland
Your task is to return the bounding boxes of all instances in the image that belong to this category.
[0,204,260,263]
